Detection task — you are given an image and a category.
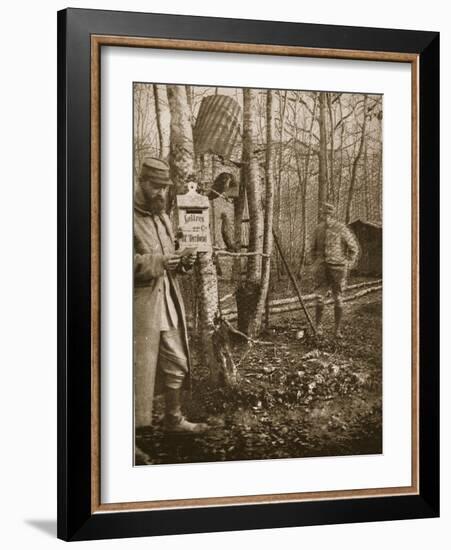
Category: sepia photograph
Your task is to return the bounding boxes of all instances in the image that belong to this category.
[133,82,383,466]
[53,5,440,541]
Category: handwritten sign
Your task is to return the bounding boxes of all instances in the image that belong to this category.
[176,182,211,253]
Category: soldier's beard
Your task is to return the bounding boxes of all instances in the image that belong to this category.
[149,197,166,214]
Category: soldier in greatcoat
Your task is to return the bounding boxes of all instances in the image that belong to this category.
[134,157,208,433]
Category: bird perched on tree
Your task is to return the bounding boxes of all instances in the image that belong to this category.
[208,172,237,201]
[220,212,238,252]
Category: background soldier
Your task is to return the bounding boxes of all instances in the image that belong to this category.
[311,202,360,338]
[134,157,208,433]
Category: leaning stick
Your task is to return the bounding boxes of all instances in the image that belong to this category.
[272,230,317,336]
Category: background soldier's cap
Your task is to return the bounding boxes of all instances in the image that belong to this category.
[140,157,173,186]
[321,202,336,215]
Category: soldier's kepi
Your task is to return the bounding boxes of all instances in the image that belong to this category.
[311,202,360,339]
[133,156,208,434]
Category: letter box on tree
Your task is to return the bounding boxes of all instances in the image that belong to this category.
[176,181,211,253]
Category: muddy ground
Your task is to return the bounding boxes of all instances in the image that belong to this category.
[135,290,382,465]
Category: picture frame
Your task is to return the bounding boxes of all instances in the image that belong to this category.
[57,7,439,541]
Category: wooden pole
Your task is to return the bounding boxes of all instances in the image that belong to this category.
[272,230,316,335]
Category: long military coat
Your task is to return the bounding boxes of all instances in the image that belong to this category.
[134,207,191,428]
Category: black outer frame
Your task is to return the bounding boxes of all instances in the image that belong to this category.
[57,8,439,542]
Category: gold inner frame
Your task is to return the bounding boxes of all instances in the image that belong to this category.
[90,35,420,514]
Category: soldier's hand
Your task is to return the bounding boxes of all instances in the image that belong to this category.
[164,255,181,272]
[182,253,197,268]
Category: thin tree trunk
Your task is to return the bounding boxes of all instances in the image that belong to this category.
[370,150,376,220]
[300,94,318,268]
[243,89,264,282]
[364,142,370,220]
[336,97,345,218]
[236,88,264,334]
[346,95,368,223]
[290,94,301,267]
[318,92,328,216]
[232,171,246,283]
[379,152,383,221]
[185,85,194,127]
[326,93,335,203]
[275,90,288,281]
[153,84,164,159]
[249,90,276,337]
[134,85,144,179]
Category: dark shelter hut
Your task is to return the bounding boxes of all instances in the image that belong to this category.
[348,219,382,277]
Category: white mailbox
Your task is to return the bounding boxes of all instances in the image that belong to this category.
[176,182,211,253]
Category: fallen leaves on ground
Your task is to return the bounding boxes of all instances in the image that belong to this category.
[136,294,382,465]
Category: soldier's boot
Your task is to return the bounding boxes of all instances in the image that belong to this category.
[316,300,325,336]
[163,388,209,434]
[334,303,344,339]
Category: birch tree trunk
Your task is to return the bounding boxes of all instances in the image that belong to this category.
[244,89,264,282]
[166,85,232,385]
[248,90,275,337]
[167,86,195,195]
[236,88,264,334]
